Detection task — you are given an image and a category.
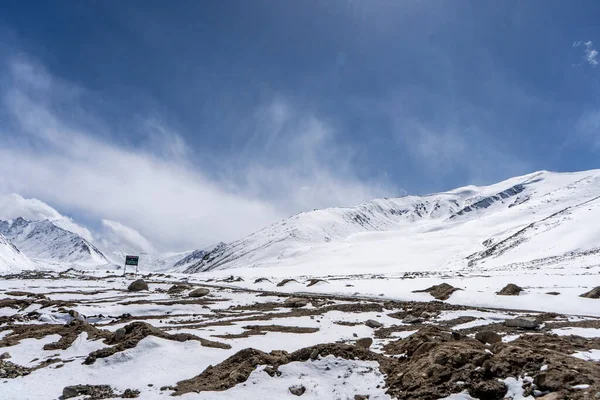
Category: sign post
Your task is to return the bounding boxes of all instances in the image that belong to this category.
[124,255,139,276]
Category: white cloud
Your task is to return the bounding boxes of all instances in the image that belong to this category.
[573,41,598,66]
[100,219,155,254]
[0,193,94,241]
[0,57,392,251]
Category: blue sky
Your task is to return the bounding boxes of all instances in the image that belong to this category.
[0,1,599,251]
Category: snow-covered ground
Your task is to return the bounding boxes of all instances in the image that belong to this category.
[0,271,599,399]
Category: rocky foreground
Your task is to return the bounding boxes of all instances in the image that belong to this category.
[0,270,599,399]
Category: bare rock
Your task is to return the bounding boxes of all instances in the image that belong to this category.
[402,316,423,324]
[546,292,561,296]
[188,288,210,298]
[284,298,309,308]
[167,284,190,294]
[536,394,563,400]
[113,328,126,341]
[68,309,86,322]
[253,278,272,284]
[62,384,114,399]
[497,283,523,296]
[127,279,148,291]
[0,352,10,360]
[122,388,140,398]
[277,278,299,287]
[306,279,328,287]
[355,337,373,349]
[413,283,460,300]
[355,396,370,400]
[469,380,507,400]
[365,319,383,328]
[580,286,600,299]
[475,331,502,345]
[289,385,306,396]
[504,317,540,329]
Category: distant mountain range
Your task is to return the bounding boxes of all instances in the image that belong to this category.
[2,169,600,275]
[182,170,600,275]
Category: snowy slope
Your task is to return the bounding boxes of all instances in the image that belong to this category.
[0,217,108,267]
[184,170,600,274]
[0,232,34,272]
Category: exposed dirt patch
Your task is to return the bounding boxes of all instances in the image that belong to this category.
[172,343,385,396]
[4,291,48,299]
[0,320,109,349]
[213,324,319,339]
[0,298,34,310]
[84,321,230,365]
[381,325,600,399]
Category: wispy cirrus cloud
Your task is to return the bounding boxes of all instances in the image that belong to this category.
[573,41,598,67]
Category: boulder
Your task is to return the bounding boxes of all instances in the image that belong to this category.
[113,328,126,341]
[188,288,210,298]
[355,337,373,349]
[289,385,306,396]
[284,298,309,308]
[580,286,600,299]
[167,284,190,294]
[546,292,561,296]
[413,283,460,300]
[504,317,540,329]
[475,331,502,345]
[127,279,148,291]
[497,283,523,296]
[355,396,370,400]
[365,319,383,328]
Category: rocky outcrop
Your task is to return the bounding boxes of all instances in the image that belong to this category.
[497,283,523,296]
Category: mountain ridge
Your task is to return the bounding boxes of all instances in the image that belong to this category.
[183,169,600,274]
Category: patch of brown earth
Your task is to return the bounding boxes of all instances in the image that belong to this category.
[172,343,384,396]
[117,297,227,306]
[0,298,34,310]
[0,320,109,349]
[381,325,600,399]
[84,322,230,364]
[213,325,319,339]
[4,291,48,299]
[175,301,385,331]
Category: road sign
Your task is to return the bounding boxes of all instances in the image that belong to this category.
[124,255,140,276]
[125,255,139,266]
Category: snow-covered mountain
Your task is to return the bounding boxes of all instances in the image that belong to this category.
[0,232,34,272]
[169,243,226,272]
[0,217,108,267]
[184,170,600,274]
